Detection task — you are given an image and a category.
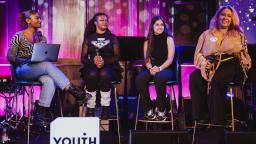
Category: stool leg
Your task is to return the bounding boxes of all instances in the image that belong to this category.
[230,87,235,132]
[169,85,174,130]
[192,120,197,144]
[15,86,19,123]
[27,86,33,144]
[23,87,26,118]
[114,87,121,144]
[135,94,140,130]
[57,90,64,117]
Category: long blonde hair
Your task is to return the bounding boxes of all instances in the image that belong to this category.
[209,5,243,36]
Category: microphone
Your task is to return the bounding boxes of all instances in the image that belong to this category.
[96,48,100,56]
[37,31,43,42]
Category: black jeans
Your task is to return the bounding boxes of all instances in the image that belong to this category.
[82,67,113,92]
[135,68,173,112]
[189,58,243,124]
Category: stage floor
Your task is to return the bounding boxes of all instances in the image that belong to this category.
[1,117,256,144]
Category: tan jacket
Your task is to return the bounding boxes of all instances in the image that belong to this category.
[194,29,251,81]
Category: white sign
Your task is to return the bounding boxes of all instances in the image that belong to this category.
[50,117,100,144]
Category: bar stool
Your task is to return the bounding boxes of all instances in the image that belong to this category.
[81,81,121,144]
[227,81,247,131]
[134,80,178,131]
[10,64,42,144]
[10,64,64,144]
[107,81,121,144]
[192,81,247,144]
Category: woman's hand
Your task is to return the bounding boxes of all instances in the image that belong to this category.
[94,55,104,68]
[240,53,250,66]
[150,66,160,75]
[146,62,152,70]
[205,61,213,69]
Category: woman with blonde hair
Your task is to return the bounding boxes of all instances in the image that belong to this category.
[189,5,251,125]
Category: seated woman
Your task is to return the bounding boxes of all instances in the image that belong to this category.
[80,12,122,119]
[189,6,251,125]
[135,16,175,121]
[7,10,91,126]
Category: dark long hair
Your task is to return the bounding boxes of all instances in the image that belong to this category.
[83,12,111,39]
[19,10,38,25]
[145,16,171,62]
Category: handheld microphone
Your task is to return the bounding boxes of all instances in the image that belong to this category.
[37,31,43,42]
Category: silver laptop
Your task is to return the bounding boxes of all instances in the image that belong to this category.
[31,43,60,62]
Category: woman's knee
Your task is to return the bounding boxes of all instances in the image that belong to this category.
[39,75,55,89]
[85,71,97,80]
[99,69,112,80]
[154,72,170,84]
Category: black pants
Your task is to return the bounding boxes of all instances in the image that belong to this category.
[83,67,113,92]
[189,58,243,124]
[135,68,173,112]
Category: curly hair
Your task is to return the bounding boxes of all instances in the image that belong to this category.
[19,10,38,25]
[83,12,111,39]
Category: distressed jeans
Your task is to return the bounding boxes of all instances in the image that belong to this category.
[16,61,70,107]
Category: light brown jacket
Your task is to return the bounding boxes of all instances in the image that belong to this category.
[194,29,251,81]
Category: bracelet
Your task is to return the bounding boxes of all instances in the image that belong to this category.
[158,66,162,71]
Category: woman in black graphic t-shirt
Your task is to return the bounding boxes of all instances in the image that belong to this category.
[81,13,122,119]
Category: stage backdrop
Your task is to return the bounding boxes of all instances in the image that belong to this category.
[0,0,174,58]
[219,0,256,44]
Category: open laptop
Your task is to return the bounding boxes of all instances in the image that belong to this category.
[31,43,60,62]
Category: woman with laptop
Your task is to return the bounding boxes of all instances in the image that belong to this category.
[80,12,122,119]
[7,10,91,127]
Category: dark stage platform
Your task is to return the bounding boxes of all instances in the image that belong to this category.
[2,125,256,144]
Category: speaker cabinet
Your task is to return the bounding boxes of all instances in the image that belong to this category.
[225,131,256,144]
[129,130,191,144]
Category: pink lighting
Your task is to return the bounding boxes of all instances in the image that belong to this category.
[181,64,196,98]
[0,58,40,116]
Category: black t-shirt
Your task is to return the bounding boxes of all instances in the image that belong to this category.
[87,32,115,60]
[81,32,120,66]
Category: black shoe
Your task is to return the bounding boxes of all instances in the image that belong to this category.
[101,106,110,120]
[68,84,92,105]
[33,103,47,127]
[86,108,95,117]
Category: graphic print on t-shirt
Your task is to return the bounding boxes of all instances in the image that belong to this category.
[91,38,110,49]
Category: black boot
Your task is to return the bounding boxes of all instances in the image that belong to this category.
[86,107,95,117]
[33,102,47,127]
[68,84,92,105]
[101,106,110,120]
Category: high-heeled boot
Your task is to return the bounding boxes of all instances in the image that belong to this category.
[68,84,92,105]
[33,102,47,127]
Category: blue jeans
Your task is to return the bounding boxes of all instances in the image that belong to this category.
[16,61,70,107]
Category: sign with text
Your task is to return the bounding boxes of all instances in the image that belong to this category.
[50,117,99,144]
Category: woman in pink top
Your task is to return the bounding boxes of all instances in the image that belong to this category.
[189,5,251,125]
